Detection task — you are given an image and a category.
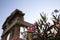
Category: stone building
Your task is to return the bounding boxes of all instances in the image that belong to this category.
[1,9,32,40]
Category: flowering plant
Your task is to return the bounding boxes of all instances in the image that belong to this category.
[26,9,60,40]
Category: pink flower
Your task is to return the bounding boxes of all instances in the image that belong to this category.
[32,22,38,29]
[58,21,60,24]
[27,22,38,33]
[32,24,37,29]
[56,24,60,29]
[11,36,17,40]
[33,35,38,38]
[34,22,38,26]
[11,35,23,40]
[27,26,35,33]
[53,19,59,24]
[44,22,50,27]
[11,32,21,40]
[54,9,59,13]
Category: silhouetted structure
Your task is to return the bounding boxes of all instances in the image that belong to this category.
[1,9,32,40]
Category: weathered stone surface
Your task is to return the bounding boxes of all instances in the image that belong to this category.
[1,9,32,40]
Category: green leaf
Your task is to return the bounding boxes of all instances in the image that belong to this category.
[52,15,56,19]
[40,19,44,25]
[40,13,46,23]
[38,19,40,24]
[39,24,42,29]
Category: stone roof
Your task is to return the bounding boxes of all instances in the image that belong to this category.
[2,9,25,29]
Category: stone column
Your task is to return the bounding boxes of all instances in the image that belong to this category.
[1,33,8,40]
[9,24,20,40]
[14,24,20,36]
[9,27,14,40]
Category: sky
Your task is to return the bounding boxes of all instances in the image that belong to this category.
[0,0,60,39]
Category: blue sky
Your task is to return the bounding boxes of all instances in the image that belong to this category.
[0,0,60,39]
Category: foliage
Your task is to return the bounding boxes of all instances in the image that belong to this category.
[26,9,60,40]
